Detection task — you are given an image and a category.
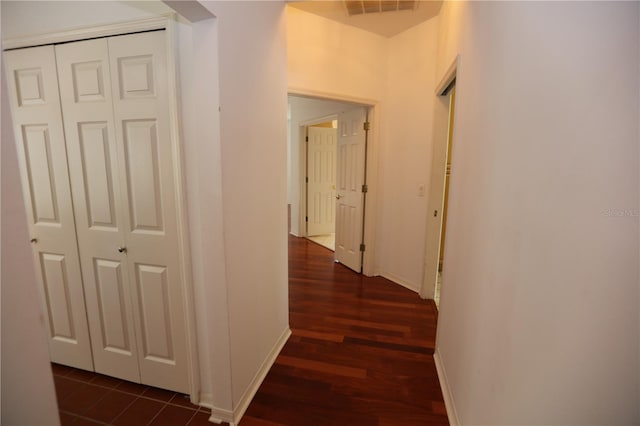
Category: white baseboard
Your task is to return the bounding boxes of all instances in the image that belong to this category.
[208,406,233,424]
[230,327,292,426]
[379,271,420,294]
[196,392,213,409]
[434,349,459,426]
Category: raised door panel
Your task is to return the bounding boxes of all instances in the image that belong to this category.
[4,45,93,370]
[122,119,163,232]
[109,31,189,393]
[135,264,174,363]
[40,253,75,341]
[93,259,132,355]
[77,122,118,228]
[21,125,60,224]
[55,39,140,382]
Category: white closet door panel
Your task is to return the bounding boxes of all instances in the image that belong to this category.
[122,119,164,231]
[55,38,140,382]
[93,259,131,353]
[109,31,189,393]
[4,46,93,370]
[40,252,75,340]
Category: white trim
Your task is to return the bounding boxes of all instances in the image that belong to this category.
[300,113,339,127]
[3,13,201,404]
[434,349,459,426]
[164,18,201,404]
[209,407,233,425]
[2,15,172,50]
[197,392,214,410]
[421,55,460,299]
[288,86,377,108]
[435,55,459,96]
[288,91,378,276]
[379,272,420,294]
[230,327,292,426]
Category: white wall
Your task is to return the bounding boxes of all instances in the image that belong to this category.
[288,95,361,237]
[199,1,290,416]
[377,18,439,291]
[1,65,61,426]
[287,7,441,291]
[287,7,387,102]
[434,2,640,424]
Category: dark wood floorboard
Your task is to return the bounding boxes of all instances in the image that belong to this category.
[52,235,447,425]
[242,235,448,425]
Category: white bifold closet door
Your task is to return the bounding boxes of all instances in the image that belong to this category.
[4,45,94,371]
[5,31,189,394]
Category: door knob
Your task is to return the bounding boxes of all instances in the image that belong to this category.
[117,247,127,253]
[336,194,342,200]
[30,238,38,243]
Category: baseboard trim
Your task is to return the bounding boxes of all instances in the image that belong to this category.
[379,272,420,294]
[196,392,213,409]
[434,349,459,426]
[230,327,292,426]
[208,407,233,424]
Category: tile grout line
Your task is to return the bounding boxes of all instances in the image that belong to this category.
[109,395,141,425]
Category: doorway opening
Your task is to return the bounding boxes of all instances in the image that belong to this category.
[305,118,338,251]
[288,93,375,274]
[422,58,458,307]
[435,85,456,306]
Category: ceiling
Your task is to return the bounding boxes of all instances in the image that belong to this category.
[287,0,443,38]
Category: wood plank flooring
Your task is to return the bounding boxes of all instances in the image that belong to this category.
[241,236,448,425]
[51,236,448,425]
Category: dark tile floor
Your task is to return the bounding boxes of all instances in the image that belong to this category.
[52,363,213,425]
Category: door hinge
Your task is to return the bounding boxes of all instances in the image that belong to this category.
[363,121,371,131]
[362,184,368,193]
[360,243,366,252]
[305,136,309,142]
[305,177,309,183]
[305,216,308,222]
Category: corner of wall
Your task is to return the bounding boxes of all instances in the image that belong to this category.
[434,348,459,426]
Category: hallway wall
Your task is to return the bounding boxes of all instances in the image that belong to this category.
[434,1,640,424]
[376,17,439,291]
[286,7,440,290]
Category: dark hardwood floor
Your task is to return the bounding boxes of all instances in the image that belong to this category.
[52,235,447,425]
[241,236,448,425]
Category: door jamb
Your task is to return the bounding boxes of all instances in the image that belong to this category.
[421,55,459,300]
[289,89,378,277]
[3,14,201,402]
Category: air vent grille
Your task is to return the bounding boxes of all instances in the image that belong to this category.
[344,0,417,16]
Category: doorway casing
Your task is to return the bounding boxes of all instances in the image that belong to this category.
[422,56,459,301]
[289,89,379,276]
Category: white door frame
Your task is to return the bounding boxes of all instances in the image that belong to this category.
[289,90,378,277]
[421,56,459,300]
[3,15,200,401]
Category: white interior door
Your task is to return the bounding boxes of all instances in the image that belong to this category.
[108,31,189,394]
[55,38,140,382]
[4,45,94,370]
[307,126,337,236]
[335,108,367,272]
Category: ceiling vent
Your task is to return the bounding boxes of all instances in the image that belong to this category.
[344,0,417,16]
